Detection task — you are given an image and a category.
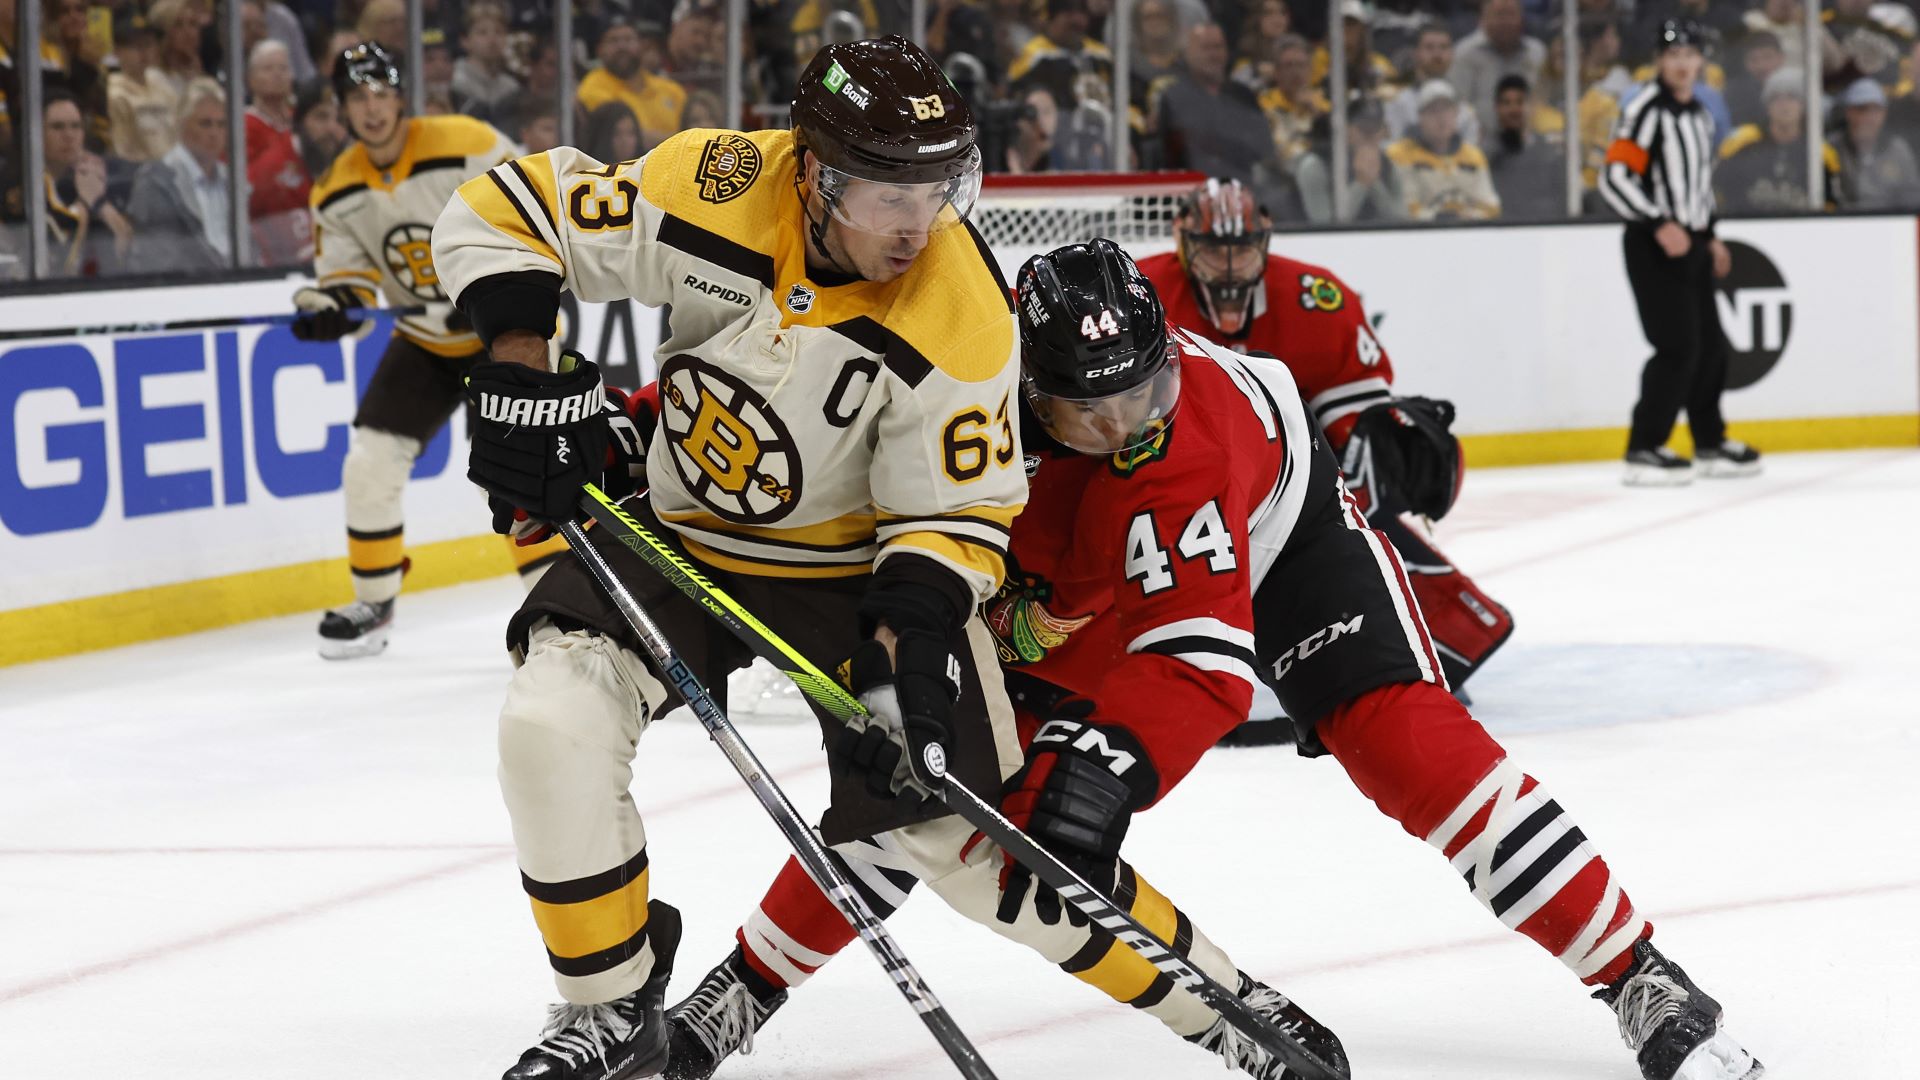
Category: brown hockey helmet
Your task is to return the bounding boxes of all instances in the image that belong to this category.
[791,36,984,239]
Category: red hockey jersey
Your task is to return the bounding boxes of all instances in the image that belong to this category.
[1136,251,1394,447]
[985,328,1330,803]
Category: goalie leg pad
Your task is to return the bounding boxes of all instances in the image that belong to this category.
[1320,680,1650,986]
[1372,513,1515,687]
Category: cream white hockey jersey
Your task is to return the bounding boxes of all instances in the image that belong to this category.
[430,127,1025,602]
[309,115,519,356]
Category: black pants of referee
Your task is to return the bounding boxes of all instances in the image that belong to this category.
[1622,225,1729,454]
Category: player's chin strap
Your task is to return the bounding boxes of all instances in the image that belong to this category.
[791,160,864,282]
[552,514,998,1080]
[570,482,1352,1080]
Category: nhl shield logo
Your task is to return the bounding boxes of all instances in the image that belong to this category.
[696,133,761,203]
[785,283,816,313]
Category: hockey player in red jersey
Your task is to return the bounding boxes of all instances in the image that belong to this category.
[661,241,1762,1080]
[1137,179,1512,714]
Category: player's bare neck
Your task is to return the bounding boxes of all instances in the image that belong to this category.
[366,122,410,171]
[805,223,862,285]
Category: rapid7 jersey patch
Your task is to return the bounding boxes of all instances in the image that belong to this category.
[1124,499,1237,595]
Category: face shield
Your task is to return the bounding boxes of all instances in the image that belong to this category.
[1024,351,1183,455]
[1181,232,1268,334]
[814,146,985,238]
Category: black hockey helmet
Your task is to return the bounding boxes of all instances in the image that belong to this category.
[1655,17,1708,53]
[333,41,405,103]
[791,36,983,240]
[1016,239,1182,455]
[1175,178,1273,337]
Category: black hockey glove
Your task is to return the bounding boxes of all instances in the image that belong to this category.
[290,285,370,341]
[1346,396,1462,520]
[465,353,643,532]
[995,711,1159,927]
[832,628,962,806]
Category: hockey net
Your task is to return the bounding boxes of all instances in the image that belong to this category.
[972,171,1204,269]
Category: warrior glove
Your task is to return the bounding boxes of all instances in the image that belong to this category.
[833,629,962,806]
[464,353,646,534]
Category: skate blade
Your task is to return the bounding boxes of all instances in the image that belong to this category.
[1673,1031,1763,1080]
[1623,466,1694,488]
[318,629,391,660]
[1696,460,1762,479]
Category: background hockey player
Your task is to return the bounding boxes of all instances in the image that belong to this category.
[665,241,1763,1080]
[1138,178,1512,729]
[432,36,1331,1080]
[296,42,564,660]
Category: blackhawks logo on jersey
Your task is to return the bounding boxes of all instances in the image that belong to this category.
[1109,420,1171,477]
[696,133,761,203]
[986,564,1093,666]
[1298,273,1344,312]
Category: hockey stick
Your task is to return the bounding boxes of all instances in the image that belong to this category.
[574,484,1351,1080]
[0,306,426,343]
[554,518,999,1080]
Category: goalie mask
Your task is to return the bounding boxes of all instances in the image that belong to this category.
[1176,178,1272,337]
[791,36,984,244]
[1017,239,1182,456]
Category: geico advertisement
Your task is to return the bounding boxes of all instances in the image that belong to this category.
[1269,216,1920,434]
[1,281,663,610]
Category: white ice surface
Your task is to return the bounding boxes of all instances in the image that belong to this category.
[4,449,1918,1079]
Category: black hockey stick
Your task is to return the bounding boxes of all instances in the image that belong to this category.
[0,306,426,342]
[554,518,999,1080]
[573,484,1351,1080]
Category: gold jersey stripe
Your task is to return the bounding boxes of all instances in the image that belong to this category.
[509,534,570,570]
[682,537,871,580]
[528,866,652,960]
[347,531,406,574]
[1068,870,1183,1005]
[657,508,879,551]
[883,530,1008,584]
[395,327,483,358]
[458,169,562,268]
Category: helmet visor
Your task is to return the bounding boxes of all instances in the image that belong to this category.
[819,148,984,238]
[1025,353,1182,455]
[1185,237,1267,287]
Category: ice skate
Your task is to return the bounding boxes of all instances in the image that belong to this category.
[1694,440,1762,479]
[1594,939,1763,1080]
[663,947,787,1080]
[503,901,682,1080]
[316,599,395,660]
[1186,972,1347,1080]
[1624,448,1694,487]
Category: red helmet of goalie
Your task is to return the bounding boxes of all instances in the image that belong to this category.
[1175,178,1273,337]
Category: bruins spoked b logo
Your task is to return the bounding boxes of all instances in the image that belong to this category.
[382,223,445,301]
[658,356,801,524]
[696,133,761,204]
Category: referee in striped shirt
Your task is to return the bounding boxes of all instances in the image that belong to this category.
[1599,18,1763,486]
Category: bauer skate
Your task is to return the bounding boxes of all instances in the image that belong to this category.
[502,901,682,1080]
[1594,939,1764,1080]
[662,946,787,1080]
[316,598,395,660]
[1186,972,1348,1080]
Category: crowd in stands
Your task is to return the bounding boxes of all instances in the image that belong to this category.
[7,0,1920,279]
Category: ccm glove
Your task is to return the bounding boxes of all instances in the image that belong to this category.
[832,629,962,805]
[465,353,642,531]
[290,285,371,341]
[996,714,1158,926]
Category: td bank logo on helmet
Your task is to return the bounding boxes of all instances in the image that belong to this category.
[1714,240,1792,390]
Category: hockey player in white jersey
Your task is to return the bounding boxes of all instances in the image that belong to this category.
[432,35,1340,1080]
[296,42,566,659]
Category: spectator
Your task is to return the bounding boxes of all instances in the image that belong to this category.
[926,0,996,67]
[1627,0,1744,69]
[1486,74,1562,219]
[582,102,643,164]
[127,77,231,272]
[246,40,296,140]
[1717,68,1834,213]
[1158,23,1291,211]
[1724,32,1785,129]
[578,15,686,149]
[260,0,315,83]
[519,31,561,105]
[511,97,559,155]
[1134,0,1185,92]
[1833,77,1920,209]
[108,11,179,163]
[1311,0,1398,93]
[1387,79,1502,219]
[149,0,208,101]
[249,78,340,266]
[12,90,133,275]
[1256,33,1328,164]
[682,89,726,130]
[419,27,456,111]
[1294,99,1406,222]
[1889,40,1920,149]
[451,1,519,113]
[1450,0,1546,135]
[997,80,1061,173]
[667,0,729,100]
[1823,0,1914,94]
[317,29,360,81]
[1388,23,1482,146]
[1229,0,1289,87]
[356,0,407,54]
[1742,0,1805,70]
[1008,0,1113,84]
[43,0,109,143]
[238,0,270,70]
